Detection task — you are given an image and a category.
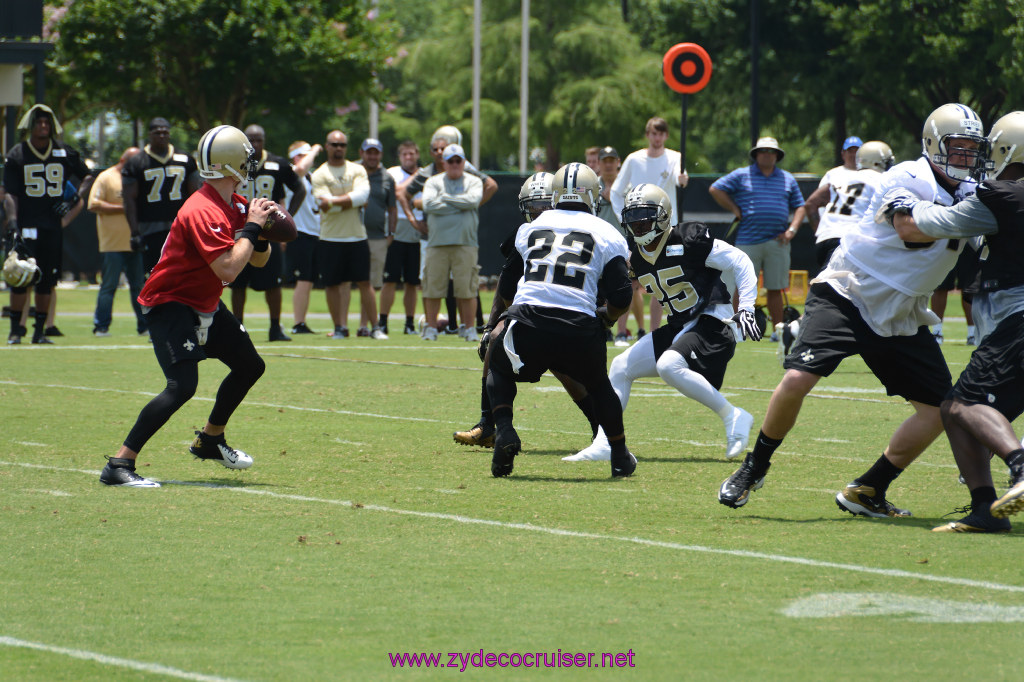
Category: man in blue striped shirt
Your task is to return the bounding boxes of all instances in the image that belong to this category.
[709,137,806,333]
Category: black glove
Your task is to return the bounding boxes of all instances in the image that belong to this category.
[732,308,764,341]
[595,306,616,329]
[129,234,144,252]
[476,327,491,362]
[52,200,74,219]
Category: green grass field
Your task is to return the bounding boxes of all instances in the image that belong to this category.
[1,286,1021,681]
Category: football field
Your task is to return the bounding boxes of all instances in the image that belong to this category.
[1,288,1021,681]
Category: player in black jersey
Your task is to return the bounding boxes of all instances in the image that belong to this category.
[566,184,762,463]
[122,117,201,273]
[889,111,1024,532]
[3,104,94,344]
[229,124,306,341]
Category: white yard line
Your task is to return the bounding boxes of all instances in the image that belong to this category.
[3,460,1022,595]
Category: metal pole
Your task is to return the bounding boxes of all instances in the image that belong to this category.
[678,93,687,222]
[369,99,379,140]
[471,0,481,169]
[519,0,529,173]
[750,0,759,147]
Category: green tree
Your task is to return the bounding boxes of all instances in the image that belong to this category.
[54,0,395,133]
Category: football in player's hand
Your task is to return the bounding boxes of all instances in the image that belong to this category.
[262,207,297,243]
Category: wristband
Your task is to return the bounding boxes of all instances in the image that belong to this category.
[252,239,269,252]
[236,221,263,244]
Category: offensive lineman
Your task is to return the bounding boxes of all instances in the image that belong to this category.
[887,111,1024,532]
[122,117,201,274]
[486,163,636,478]
[229,124,306,341]
[4,104,94,344]
[565,184,762,463]
[100,125,275,487]
[719,103,986,514]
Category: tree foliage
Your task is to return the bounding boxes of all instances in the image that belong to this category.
[55,0,394,132]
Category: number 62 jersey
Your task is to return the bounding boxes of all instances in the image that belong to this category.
[505,208,630,326]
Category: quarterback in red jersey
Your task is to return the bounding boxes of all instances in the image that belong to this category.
[101,125,276,487]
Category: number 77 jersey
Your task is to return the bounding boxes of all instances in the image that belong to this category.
[511,208,630,315]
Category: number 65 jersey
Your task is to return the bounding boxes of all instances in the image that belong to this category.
[506,208,630,325]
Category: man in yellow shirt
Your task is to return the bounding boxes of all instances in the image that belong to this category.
[88,146,148,337]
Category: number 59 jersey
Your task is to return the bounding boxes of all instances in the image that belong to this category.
[511,208,630,316]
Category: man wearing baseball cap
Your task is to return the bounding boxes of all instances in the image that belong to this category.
[359,137,396,339]
[804,135,866,269]
[709,136,806,336]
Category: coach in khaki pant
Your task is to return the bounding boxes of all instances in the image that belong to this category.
[420,143,482,341]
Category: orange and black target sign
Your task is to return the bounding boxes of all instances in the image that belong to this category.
[662,43,712,94]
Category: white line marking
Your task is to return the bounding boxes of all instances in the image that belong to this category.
[813,437,852,444]
[15,441,47,447]
[782,593,1024,622]
[333,439,368,446]
[4,460,1022,594]
[26,489,71,496]
[0,636,249,682]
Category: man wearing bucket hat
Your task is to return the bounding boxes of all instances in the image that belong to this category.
[709,136,806,337]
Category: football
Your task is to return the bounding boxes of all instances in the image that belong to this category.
[262,206,297,243]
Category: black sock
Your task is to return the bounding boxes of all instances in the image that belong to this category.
[479,375,492,427]
[969,485,998,515]
[379,314,387,328]
[492,406,513,432]
[270,317,280,328]
[405,315,414,326]
[1004,449,1024,482]
[750,431,783,467]
[574,395,600,438]
[855,454,903,495]
[32,311,46,338]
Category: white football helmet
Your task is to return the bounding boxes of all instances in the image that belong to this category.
[921,103,988,181]
[621,184,671,246]
[3,247,41,288]
[551,163,600,214]
[518,172,554,222]
[431,125,463,147]
[856,141,895,173]
[987,111,1024,179]
[197,125,258,186]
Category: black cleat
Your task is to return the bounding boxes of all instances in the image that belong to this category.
[933,510,1011,533]
[31,334,54,345]
[611,450,637,477]
[99,457,160,487]
[269,326,292,342]
[44,325,64,337]
[290,322,315,334]
[718,453,769,508]
[491,427,521,477]
[190,431,253,469]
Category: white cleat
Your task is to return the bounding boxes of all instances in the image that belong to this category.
[563,430,611,461]
[724,407,754,460]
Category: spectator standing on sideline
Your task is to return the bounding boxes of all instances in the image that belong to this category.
[122,117,201,274]
[709,136,806,338]
[4,104,94,345]
[611,116,690,333]
[420,143,482,341]
[358,138,397,337]
[384,140,424,335]
[88,146,148,337]
[284,140,323,335]
[99,124,274,488]
[229,124,305,342]
[311,130,380,339]
[585,146,601,173]
[596,145,645,345]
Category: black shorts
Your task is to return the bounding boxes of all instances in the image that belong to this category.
[951,312,1024,420]
[141,231,170,274]
[318,240,370,286]
[286,232,319,283]
[937,247,980,291]
[651,316,736,390]
[490,320,608,387]
[382,240,421,285]
[9,228,61,293]
[230,242,284,291]
[784,283,952,406]
[815,238,841,271]
[145,300,256,368]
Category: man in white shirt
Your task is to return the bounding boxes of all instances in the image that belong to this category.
[610,117,689,332]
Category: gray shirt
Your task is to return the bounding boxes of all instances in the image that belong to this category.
[422,173,483,247]
[362,167,395,240]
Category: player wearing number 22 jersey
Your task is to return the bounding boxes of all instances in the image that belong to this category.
[488,162,636,479]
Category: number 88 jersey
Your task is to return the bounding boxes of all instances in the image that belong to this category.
[511,208,630,315]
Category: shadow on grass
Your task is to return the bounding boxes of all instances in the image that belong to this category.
[161,478,288,489]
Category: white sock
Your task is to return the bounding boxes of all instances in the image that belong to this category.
[931,322,943,335]
[967,324,976,337]
[656,350,729,414]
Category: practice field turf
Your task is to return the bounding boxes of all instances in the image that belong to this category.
[1,287,1021,681]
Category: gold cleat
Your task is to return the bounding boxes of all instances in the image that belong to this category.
[453,423,495,448]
